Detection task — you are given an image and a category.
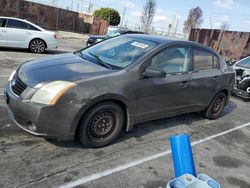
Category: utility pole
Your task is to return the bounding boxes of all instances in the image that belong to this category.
[17,0,20,17]
[168,24,172,36]
[87,0,93,13]
[210,17,213,29]
[71,0,74,11]
[81,0,84,12]
[120,7,126,28]
[174,19,179,36]
[77,3,79,12]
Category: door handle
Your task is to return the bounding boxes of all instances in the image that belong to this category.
[180,81,188,88]
[1,30,6,33]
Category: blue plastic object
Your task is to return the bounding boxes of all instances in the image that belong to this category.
[167,174,221,188]
[170,134,196,177]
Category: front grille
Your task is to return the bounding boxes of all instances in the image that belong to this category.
[10,74,27,96]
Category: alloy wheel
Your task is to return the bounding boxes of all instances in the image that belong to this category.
[30,39,46,53]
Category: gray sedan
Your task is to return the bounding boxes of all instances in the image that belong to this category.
[5,34,235,147]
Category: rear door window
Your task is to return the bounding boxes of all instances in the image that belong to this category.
[0,18,7,27]
[6,19,29,30]
[193,48,219,71]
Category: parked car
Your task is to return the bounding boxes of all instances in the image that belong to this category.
[86,29,145,46]
[232,56,250,100]
[0,16,58,53]
[5,34,235,148]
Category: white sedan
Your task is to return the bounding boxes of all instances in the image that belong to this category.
[0,16,58,53]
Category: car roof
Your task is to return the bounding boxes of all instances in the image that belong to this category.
[0,16,44,31]
[126,34,219,55]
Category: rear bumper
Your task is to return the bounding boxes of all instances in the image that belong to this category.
[47,41,58,50]
[5,83,81,140]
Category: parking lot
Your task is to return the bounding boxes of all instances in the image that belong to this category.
[0,36,250,188]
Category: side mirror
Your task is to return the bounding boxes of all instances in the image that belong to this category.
[229,58,237,66]
[142,66,166,78]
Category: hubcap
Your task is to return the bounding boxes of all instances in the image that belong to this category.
[31,40,45,53]
[212,98,224,114]
[88,111,117,142]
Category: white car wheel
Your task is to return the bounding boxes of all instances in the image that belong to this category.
[29,39,46,53]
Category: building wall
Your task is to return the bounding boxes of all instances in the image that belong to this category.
[0,0,108,35]
[189,28,250,60]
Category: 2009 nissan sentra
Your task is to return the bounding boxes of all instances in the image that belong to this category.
[5,34,235,148]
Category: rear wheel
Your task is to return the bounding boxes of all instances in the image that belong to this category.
[79,102,124,148]
[29,39,46,53]
[204,92,226,120]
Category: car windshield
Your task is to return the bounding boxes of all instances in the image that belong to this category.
[80,36,158,69]
[236,57,250,68]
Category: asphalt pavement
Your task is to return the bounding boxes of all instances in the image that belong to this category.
[0,35,250,188]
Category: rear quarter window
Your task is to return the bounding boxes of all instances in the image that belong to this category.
[0,19,7,27]
[193,48,219,71]
[28,24,41,31]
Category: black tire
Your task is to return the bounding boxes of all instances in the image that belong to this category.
[79,102,124,148]
[29,39,46,53]
[204,92,227,120]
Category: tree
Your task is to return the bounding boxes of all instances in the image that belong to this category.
[220,22,229,31]
[140,0,157,33]
[183,6,203,34]
[93,8,121,26]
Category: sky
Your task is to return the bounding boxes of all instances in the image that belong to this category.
[28,0,250,34]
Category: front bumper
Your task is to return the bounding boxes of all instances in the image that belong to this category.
[5,83,81,140]
[232,87,250,100]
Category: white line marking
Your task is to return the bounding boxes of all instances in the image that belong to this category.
[59,122,250,188]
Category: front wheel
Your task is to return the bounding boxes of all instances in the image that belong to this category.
[29,39,46,53]
[79,102,124,148]
[204,92,226,120]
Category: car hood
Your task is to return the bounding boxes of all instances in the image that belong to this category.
[18,53,111,88]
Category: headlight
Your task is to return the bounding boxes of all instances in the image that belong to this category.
[96,39,103,42]
[31,81,76,105]
[9,70,16,81]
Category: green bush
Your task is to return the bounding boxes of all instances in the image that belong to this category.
[93,8,121,26]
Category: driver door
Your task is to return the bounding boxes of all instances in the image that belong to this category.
[135,45,195,121]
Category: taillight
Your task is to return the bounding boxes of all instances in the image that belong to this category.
[54,34,57,39]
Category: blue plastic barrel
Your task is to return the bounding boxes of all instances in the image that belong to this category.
[170,134,196,177]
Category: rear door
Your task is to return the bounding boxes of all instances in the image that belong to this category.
[189,47,222,108]
[0,18,7,46]
[5,19,31,48]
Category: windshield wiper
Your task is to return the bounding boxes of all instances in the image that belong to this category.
[89,52,112,69]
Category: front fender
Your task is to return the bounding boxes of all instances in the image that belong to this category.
[69,93,136,139]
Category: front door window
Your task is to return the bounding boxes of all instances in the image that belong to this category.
[151,46,191,74]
